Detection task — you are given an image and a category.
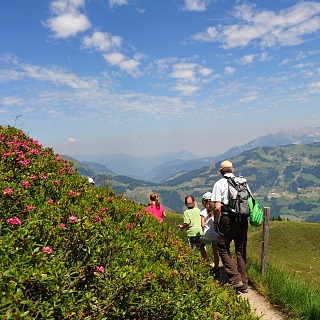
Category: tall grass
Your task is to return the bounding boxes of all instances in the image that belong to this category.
[246,221,320,319]
[247,259,320,320]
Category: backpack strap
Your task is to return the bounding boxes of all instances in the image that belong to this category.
[222,176,237,213]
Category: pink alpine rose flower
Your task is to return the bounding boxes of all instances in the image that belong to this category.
[21,181,30,189]
[7,217,21,226]
[69,216,77,223]
[20,159,30,166]
[27,206,35,211]
[4,188,13,196]
[171,269,179,275]
[43,247,53,254]
[58,223,65,229]
[48,199,54,204]
[95,266,105,273]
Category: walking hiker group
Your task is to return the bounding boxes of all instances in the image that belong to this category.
[180,160,254,294]
[146,159,260,294]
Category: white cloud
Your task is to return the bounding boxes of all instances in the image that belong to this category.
[225,67,236,75]
[109,0,129,8]
[2,96,25,106]
[82,31,122,52]
[293,62,314,69]
[191,26,219,42]
[0,69,21,82]
[236,54,255,66]
[103,52,125,66]
[198,67,213,77]
[67,137,77,143]
[309,81,320,88]
[169,63,213,81]
[260,52,268,61]
[102,52,141,77]
[279,58,293,66]
[45,0,91,38]
[169,63,197,80]
[190,2,320,48]
[239,96,257,103]
[182,0,209,12]
[174,83,201,95]
[20,64,96,89]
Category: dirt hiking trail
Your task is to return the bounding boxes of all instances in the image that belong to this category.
[217,266,286,319]
[240,286,284,320]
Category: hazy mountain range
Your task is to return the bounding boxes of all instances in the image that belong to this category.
[70,127,320,183]
[64,126,320,222]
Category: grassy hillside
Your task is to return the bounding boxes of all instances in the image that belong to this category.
[121,144,320,221]
[247,221,320,286]
[0,126,257,319]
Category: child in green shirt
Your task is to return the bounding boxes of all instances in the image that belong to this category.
[179,195,203,251]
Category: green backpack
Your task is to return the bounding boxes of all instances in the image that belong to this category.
[247,196,264,230]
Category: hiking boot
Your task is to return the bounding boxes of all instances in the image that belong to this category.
[210,266,220,278]
[226,280,243,289]
[238,288,248,294]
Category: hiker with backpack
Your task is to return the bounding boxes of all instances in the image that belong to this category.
[211,160,251,293]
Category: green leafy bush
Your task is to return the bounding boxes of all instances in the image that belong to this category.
[0,126,258,319]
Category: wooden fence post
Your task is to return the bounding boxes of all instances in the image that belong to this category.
[261,207,270,276]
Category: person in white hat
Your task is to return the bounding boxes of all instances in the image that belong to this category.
[211,160,249,293]
[200,191,220,278]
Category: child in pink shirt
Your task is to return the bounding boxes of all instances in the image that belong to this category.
[145,192,166,222]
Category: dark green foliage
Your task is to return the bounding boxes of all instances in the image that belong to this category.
[288,202,317,211]
[306,214,320,222]
[0,126,257,319]
[296,177,316,188]
[283,164,300,181]
[158,189,183,213]
[302,167,320,179]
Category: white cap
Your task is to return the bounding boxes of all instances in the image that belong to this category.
[202,192,212,201]
[88,177,95,184]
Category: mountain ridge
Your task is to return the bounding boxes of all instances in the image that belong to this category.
[72,126,320,183]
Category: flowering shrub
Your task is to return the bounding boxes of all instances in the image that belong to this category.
[0,126,257,319]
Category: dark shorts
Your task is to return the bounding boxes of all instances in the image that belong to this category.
[187,236,201,250]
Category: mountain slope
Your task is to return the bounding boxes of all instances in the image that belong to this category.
[142,127,320,183]
[127,143,320,221]
[70,150,198,177]
[82,161,115,174]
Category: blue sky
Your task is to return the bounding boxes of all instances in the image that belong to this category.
[0,0,319,158]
